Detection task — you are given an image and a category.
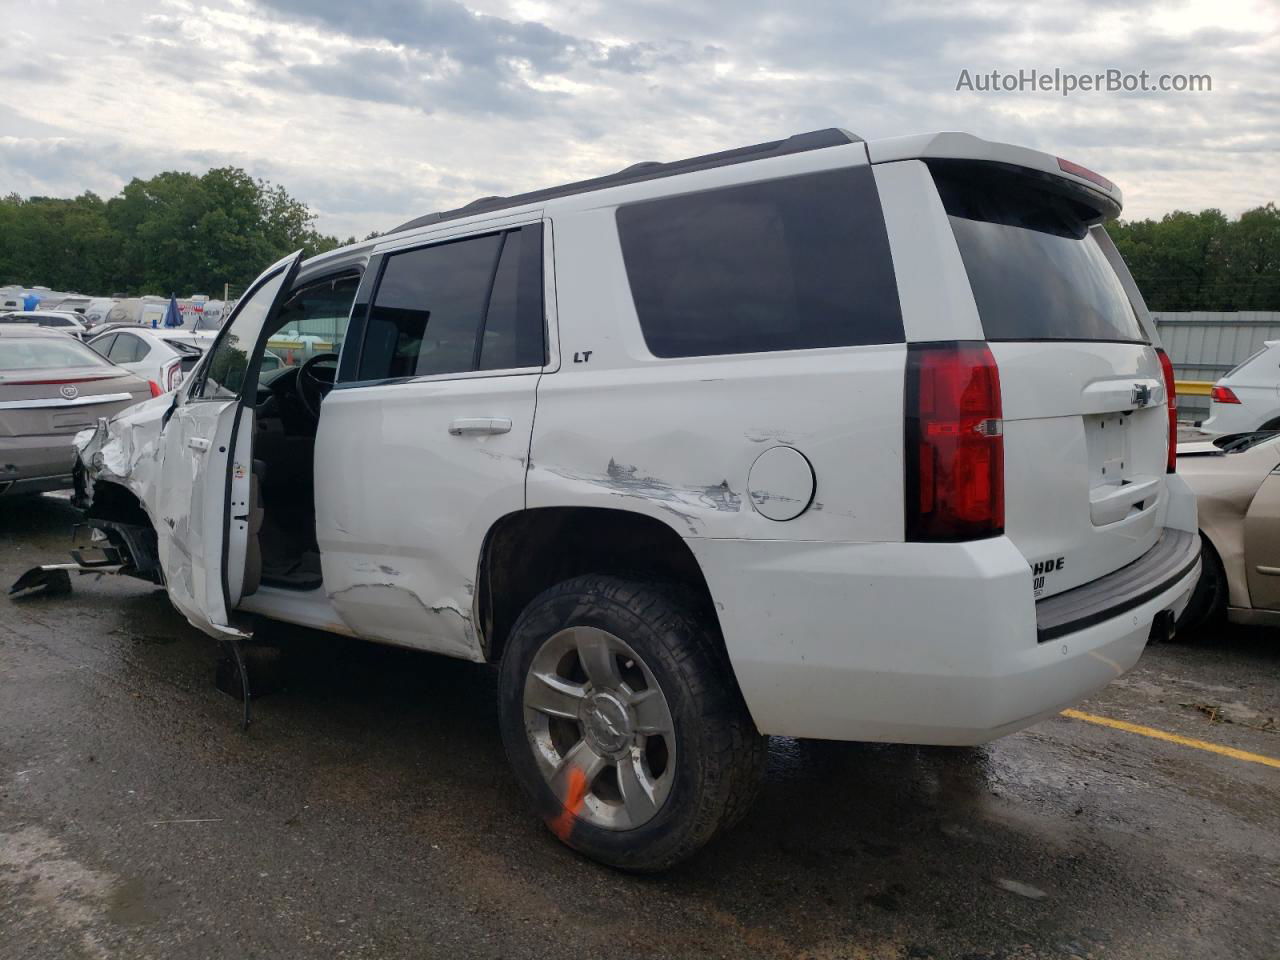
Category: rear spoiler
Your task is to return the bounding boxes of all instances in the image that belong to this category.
[868,132,1122,218]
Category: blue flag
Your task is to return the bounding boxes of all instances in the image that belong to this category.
[162,295,183,328]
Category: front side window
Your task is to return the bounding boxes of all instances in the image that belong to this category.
[356,224,544,382]
[192,266,293,399]
[266,274,361,373]
[616,167,903,358]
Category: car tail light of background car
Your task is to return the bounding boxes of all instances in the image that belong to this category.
[1210,384,1241,404]
[1156,348,1177,474]
[904,341,1004,541]
[163,358,184,392]
[148,379,163,398]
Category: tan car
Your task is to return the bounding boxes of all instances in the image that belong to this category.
[0,325,157,496]
[1177,430,1280,629]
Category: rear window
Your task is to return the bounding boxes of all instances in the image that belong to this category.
[0,337,113,372]
[1223,345,1270,378]
[930,161,1144,343]
[616,167,903,358]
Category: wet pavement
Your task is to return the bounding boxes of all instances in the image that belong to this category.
[2,494,1278,960]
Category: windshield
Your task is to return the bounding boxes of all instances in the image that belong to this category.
[930,161,1145,343]
[0,336,114,372]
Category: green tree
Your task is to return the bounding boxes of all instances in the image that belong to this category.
[1107,209,1231,311]
[0,168,342,296]
[1214,203,1280,310]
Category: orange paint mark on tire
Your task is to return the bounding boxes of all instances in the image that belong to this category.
[549,767,589,841]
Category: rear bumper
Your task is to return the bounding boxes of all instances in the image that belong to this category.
[1200,402,1265,436]
[0,434,77,495]
[690,495,1199,745]
[1036,529,1199,642]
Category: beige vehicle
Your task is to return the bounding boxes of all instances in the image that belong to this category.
[1177,431,1280,629]
[0,325,158,496]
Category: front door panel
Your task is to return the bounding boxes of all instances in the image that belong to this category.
[315,375,538,659]
[154,252,302,637]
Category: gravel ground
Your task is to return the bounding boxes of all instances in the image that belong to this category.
[2,494,1278,960]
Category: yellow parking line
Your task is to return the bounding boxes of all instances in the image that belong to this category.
[1061,708,1280,770]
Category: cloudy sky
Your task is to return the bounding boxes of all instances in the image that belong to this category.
[1,0,1276,239]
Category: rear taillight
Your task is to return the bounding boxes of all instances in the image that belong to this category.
[163,359,182,391]
[148,379,163,398]
[905,342,1004,541]
[1156,348,1177,474]
[1210,385,1240,404]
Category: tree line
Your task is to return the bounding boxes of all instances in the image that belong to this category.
[1,167,1276,311]
[1107,204,1280,312]
[0,167,350,298]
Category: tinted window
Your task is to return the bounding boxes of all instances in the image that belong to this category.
[479,227,545,371]
[194,266,292,399]
[357,226,544,381]
[616,167,902,358]
[267,274,360,373]
[108,334,149,363]
[930,162,1144,343]
[89,334,116,358]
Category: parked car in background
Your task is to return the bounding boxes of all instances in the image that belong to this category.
[83,298,121,328]
[0,310,90,340]
[86,326,209,393]
[1176,430,1280,630]
[1200,341,1280,435]
[0,325,158,496]
[74,129,1198,870]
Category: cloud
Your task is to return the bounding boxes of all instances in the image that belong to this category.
[0,0,1275,240]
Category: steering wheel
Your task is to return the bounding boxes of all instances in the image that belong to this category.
[296,352,339,421]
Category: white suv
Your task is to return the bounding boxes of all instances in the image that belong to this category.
[1200,340,1280,435]
[74,129,1200,871]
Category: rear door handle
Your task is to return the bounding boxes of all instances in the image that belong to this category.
[187,437,211,452]
[448,417,512,436]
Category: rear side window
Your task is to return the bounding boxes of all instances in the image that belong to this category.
[930,161,1145,343]
[616,167,902,358]
[108,334,149,363]
[89,334,116,358]
[357,225,544,381]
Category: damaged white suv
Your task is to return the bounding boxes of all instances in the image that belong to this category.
[73,129,1199,871]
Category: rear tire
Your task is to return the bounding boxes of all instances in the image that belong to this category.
[497,575,766,872]
[1175,533,1226,636]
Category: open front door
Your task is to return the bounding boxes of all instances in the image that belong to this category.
[155,251,303,639]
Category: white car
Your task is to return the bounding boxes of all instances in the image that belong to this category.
[85,327,208,393]
[1199,340,1280,435]
[73,129,1199,870]
[0,310,90,340]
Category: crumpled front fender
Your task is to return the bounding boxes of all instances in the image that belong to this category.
[74,393,173,512]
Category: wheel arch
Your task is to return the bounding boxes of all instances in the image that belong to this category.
[81,478,163,582]
[475,506,725,664]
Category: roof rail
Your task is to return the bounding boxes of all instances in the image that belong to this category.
[390,128,861,235]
